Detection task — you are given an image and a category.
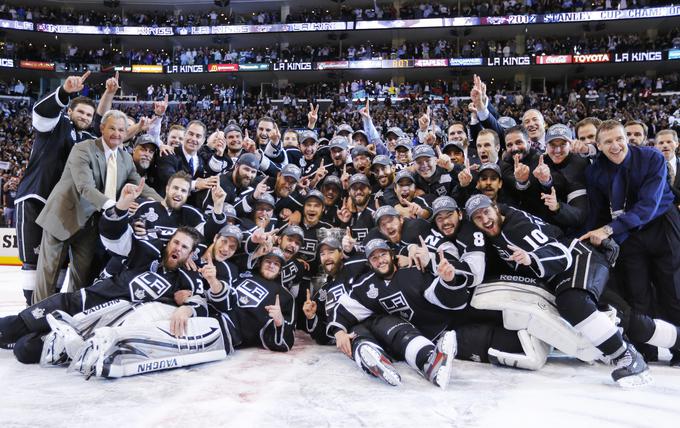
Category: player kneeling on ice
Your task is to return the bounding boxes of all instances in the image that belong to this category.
[326,239,467,389]
[464,194,653,387]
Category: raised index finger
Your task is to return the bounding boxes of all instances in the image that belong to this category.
[80,70,91,82]
[275,294,280,307]
[419,235,428,249]
[437,247,445,261]
[114,71,119,82]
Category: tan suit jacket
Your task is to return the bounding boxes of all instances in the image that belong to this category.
[36,138,162,240]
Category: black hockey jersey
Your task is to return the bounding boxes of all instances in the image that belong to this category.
[208,271,296,352]
[17,87,94,203]
[327,266,470,340]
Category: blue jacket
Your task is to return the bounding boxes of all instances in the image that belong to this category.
[585,145,675,244]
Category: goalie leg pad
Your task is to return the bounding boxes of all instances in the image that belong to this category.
[71,317,228,378]
[488,330,550,371]
[472,281,603,362]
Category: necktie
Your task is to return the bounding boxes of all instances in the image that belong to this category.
[188,157,195,176]
[105,153,117,200]
[669,160,676,185]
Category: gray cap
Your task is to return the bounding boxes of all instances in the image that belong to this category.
[431,196,458,221]
[281,164,302,181]
[304,189,324,203]
[319,236,342,251]
[299,130,318,144]
[321,174,342,189]
[223,203,240,223]
[497,116,517,130]
[336,124,354,135]
[412,144,436,160]
[351,145,372,159]
[262,247,286,264]
[464,194,494,219]
[546,124,573,144]
[442,141,465,153]
[373,205,400,224]
[224,123,242,135]
[349,173,370,188]
[352,130,368,141]
[217,224,243,245]
[394,169,415,184]
[329,136,349,151]
[365,238,392,259]
[255,192,276,208]
[395,137,412,151]
[372,155,392,167]
[134,134,160,150]
[386,127,405,138]
[237,152,260,170]
[478,163,502,177]
[318,137,329,146]
[281,225,305,242]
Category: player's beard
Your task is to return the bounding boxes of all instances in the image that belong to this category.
[374,259,396,279]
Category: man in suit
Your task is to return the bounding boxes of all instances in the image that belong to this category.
[582,120,680,366]
[155,120,216,196]
[654,129,680,205]
[33,110,162,303]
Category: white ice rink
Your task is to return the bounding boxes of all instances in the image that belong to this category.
[1,265,679,428]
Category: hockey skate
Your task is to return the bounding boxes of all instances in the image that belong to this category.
[422,330,457,389]
[356,342,402,387]
[69,327,118,379]
[41,311,86,366]
[611,344,652,387]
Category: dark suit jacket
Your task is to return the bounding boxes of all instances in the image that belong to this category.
[670,157,680,204]
[36,138,162,241]
[155,146,207,195]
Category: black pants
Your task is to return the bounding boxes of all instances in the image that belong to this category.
[616,208,680,326]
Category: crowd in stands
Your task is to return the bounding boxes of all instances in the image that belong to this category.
[2,28,679,70]
[0,0,670,27]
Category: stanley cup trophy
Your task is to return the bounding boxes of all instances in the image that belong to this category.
[311,227,346,293]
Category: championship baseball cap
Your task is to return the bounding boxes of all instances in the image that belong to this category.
[329,136,349,151]
[386,127,405,138]
[464,194,494,219]
[442,140,465,153]
[134,134,160,150]
[299,130,319,144]
[319,237,342,251]
[224,123,242,135]
[351,145,372,159]
[281,164,302,181]
[413,144,436,160]
[478,163,502,177]
[223,203,241,224]
[545,124,573,144]
[373,205,400,224]
[497,116,517,130]
[365,239,392,259]
[304,189,324,203]
[237,152,260,170]
[217,224,243,245]
[394,169,415,184]
[321,174,342,189]
[372,155,392,167]
[262,247,286,264]
[349,173,370,188]
[395,137,412,151]
[255,192,276,208]
[431,196,459,221]
[336,124,354,135]
[281,225,305,242]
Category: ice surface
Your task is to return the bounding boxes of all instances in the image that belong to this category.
[1,266,679,428]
